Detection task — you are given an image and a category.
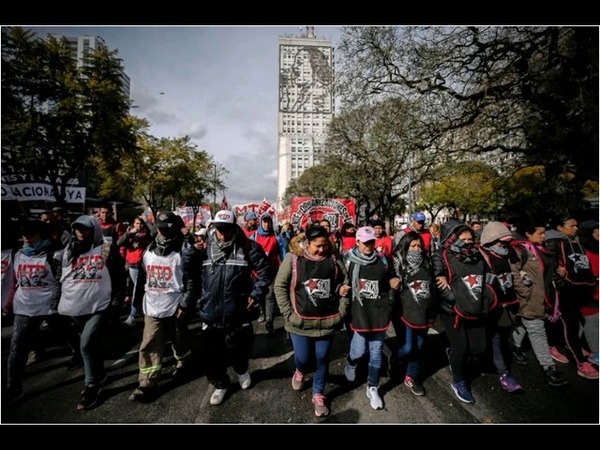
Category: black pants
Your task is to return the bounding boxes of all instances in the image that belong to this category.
[203,323,254,388]
[439,313,486,383]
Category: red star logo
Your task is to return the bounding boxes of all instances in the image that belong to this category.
[410,280,423,290]
[465,274,479,287]
[304,279,319,292]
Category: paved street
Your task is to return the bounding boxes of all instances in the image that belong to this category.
[1,311,598,425]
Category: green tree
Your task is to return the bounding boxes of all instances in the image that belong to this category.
[417,161,500,221]
[336,26,598,213]
[111,130,223,221]
[322,98,438,224]
[1,27,137,207]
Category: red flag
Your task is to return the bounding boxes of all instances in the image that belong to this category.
[220,195,229,211]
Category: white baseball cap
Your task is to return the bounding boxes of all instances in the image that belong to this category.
[212,210,235,225]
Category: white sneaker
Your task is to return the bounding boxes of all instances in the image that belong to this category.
[210,388,228,405]
[238,371,251,390]
[124,316,135,326]
[344,362,357,382]
[366,386,383,410]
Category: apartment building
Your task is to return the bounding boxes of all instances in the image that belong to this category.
[48,33,131,98]
[276,27,335,204]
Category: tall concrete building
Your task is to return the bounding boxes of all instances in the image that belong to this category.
[276,27,335,204]
[48,33,131,98]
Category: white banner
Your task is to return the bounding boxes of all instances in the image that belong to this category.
[1,182,86,203]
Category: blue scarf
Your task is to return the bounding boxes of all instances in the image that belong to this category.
[22,239,52,257]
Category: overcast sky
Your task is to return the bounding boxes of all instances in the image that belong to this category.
[24,25,344,208]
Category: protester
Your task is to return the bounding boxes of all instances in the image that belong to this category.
[478,221,523,393]
[371,219,393,257]
[40,210,71,250]
[429,223,442,255]
[545,213,598,380]
[508,218,569,387]
[56,215,126,410]
[277,222,295,262]
[242,211,258,239]
[577,220,599,365]
[128,212,196,402]
[343,226,400,409]
[390,230,436,396]
[402,212,432,255]
[319,218,342,254]
[183,209,271,406]
[274,224,350,417]
[471,221,483,243]
[193,227,208,250]
[251,212,281,334]
[4,220,62,404]
[340,221,357,253]
[432,219,495,404]
[97,203,127,249]
[117,216,153,326]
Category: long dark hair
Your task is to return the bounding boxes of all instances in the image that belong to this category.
[395,231,429,278]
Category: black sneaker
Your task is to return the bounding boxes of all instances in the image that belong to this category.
[265,321,275,336]
[404,376,426,396]
[545,366,569,387]
[512,347,529,365]
[77,384,101,410]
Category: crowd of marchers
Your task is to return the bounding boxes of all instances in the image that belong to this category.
[2,204,598,417]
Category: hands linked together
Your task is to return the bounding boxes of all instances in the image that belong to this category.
[339,285,350,297]
[436,276,449,290]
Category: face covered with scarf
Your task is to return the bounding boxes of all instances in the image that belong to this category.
[21,224,51,257]
[444,228,479,262]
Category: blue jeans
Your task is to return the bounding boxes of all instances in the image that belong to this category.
[70,310,108,386]
[396,322,425,379]
[348,330,386,386]
[289,333,334,395]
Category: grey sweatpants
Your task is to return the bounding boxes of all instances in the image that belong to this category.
[511,317,554,369]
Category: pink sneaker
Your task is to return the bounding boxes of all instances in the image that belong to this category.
[312,393,329,417]
[577,362,599,380]
[291,369,304,391]
[550,346,569,364]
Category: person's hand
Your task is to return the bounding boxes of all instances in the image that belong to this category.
[389,277,401,291]
[247,297,256,310]
[556,266,566,277]
[436,276,449,290]
[339,284,350,297]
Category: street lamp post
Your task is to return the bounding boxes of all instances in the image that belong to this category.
[212,163,217,217]
[408,154,413,219]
